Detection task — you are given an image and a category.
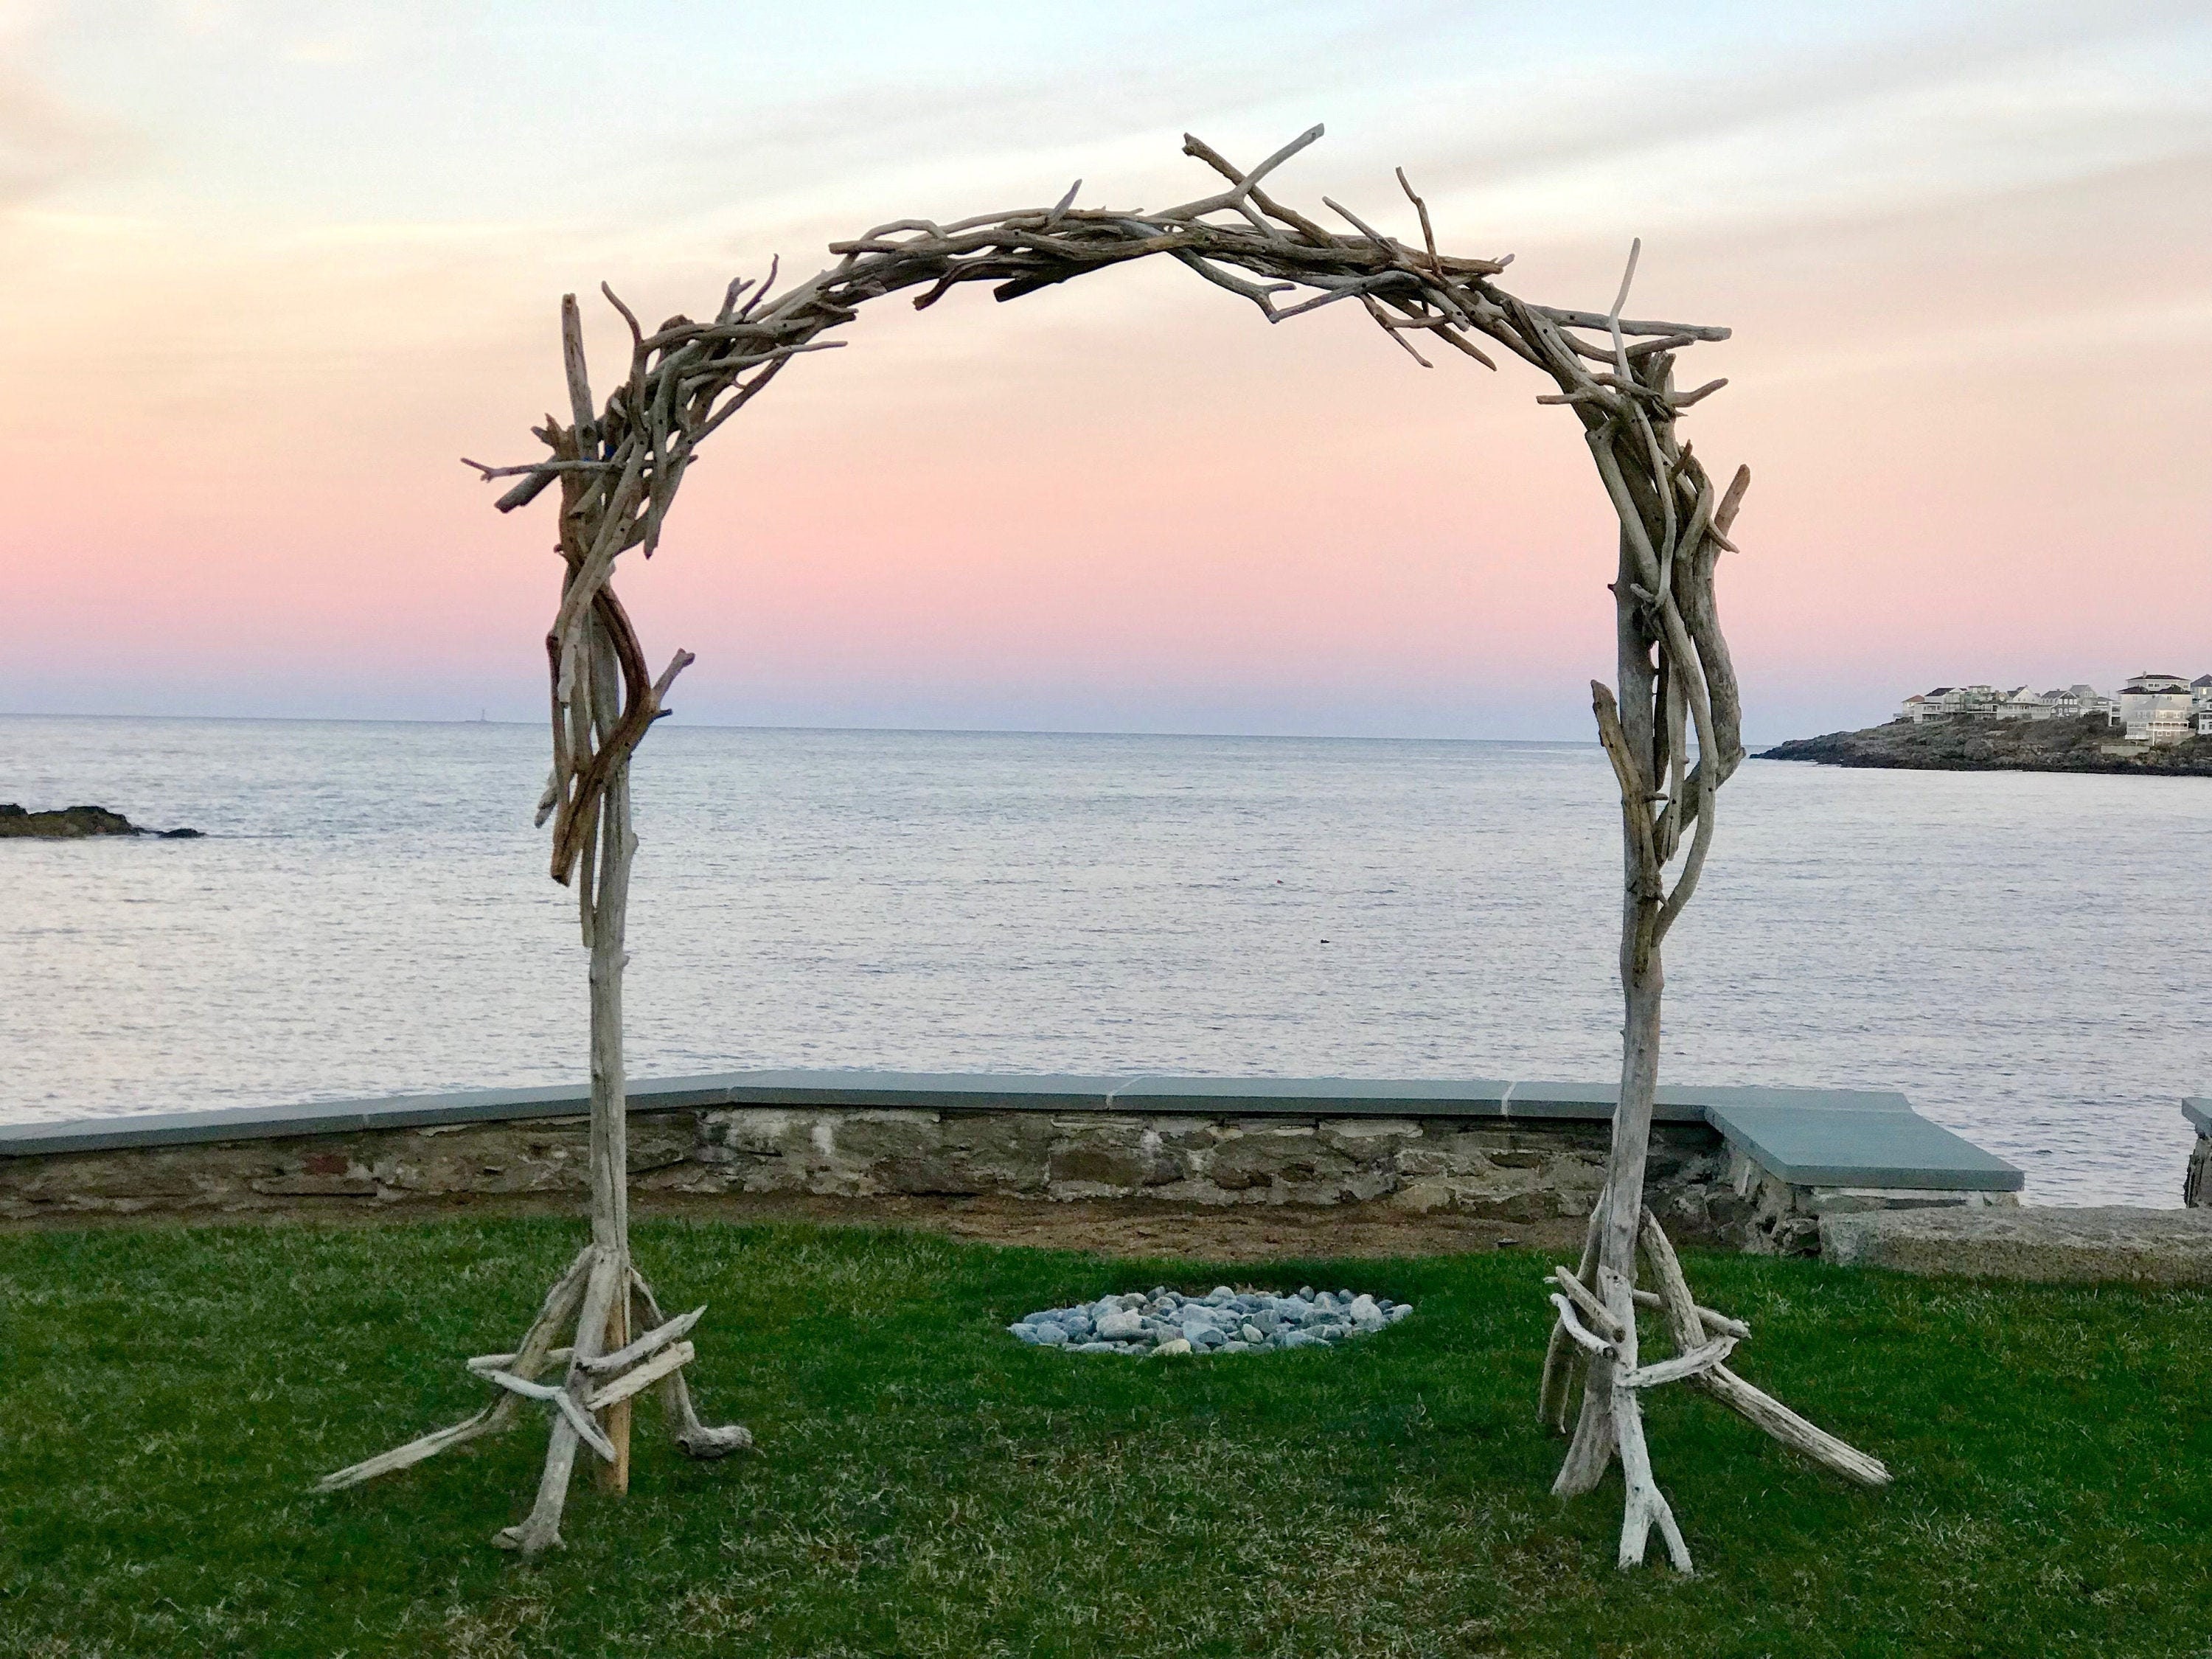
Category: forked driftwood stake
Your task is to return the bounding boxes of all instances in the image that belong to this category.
[317,125,1885,1565]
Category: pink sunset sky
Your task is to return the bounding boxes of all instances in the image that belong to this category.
[3,1,2207,742]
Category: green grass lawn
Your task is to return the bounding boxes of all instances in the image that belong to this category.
[0,1218,2205,1658]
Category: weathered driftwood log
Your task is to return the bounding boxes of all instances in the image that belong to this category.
[324,123,1874,1565]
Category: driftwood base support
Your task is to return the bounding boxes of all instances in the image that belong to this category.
[1539,1211,1888,1573]
[313,1242,751,1554]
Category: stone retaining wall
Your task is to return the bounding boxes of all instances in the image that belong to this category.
[0,1100,2015,1253]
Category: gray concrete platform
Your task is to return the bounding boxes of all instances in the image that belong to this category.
[1703,1102,2020,1191]
[1822,1206,2212,1282]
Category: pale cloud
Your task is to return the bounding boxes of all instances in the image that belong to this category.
[0,68,133,207]
[1394,15,2212,251]
[1408,2,2205,181]
[171,0,240,35]
[167,0,378,46]
[279,32,366,64]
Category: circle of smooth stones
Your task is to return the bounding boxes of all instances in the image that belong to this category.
[1009,1284,1412,1356]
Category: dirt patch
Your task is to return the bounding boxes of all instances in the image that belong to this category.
[793,1193,1589,1260]
[0,1186,1587,1261]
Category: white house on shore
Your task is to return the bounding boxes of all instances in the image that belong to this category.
[2119,672,2196,744]
[1899,674,2207,743]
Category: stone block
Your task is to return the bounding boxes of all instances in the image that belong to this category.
[1043,1118,1186,1195]
[801,1109,937,1164]
[15,1152,219,1202]
[248,1172,377,1197]
[1046,1144,1150,1192]
[1390,1178,1457,1214]
[827,1109,1057,1197]
[699,1108,816,1159]
[1385,1170,1546,1220]
[1314,1118,1422,1155]
[1547,1152,1608,1191]
[1484,1148,1549,1170]
[1398,1127,1508,1178]
[1822,1206,2212,1282]
[1202,1122,1374,1200]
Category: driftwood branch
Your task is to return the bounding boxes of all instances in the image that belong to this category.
[1639,1208,1891,1490]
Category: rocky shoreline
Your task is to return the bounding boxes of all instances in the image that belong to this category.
[1760,717,2212,778]
[0,804,201,839]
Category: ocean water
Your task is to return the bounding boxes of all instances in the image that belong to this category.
[2,715,2205,1207]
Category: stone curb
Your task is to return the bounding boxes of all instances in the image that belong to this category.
[1821,1206,2212,1283]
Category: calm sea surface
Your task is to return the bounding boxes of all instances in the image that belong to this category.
[2,716,2205,1206]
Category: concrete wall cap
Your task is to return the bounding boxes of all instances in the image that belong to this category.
[1705,1102,2022,1192]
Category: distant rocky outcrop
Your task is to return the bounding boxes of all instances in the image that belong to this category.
[0,804,202,839]
[1760,716,2212,778]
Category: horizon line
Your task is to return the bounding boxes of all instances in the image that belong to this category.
[0,709,1625,748]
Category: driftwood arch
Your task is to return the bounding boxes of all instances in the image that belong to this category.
[318,126,1888,1566]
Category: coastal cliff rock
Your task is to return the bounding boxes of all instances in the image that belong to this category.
[1760,716,2212,777]
[0,804,201,839]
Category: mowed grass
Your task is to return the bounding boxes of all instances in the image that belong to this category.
[0,1220,2206,1659]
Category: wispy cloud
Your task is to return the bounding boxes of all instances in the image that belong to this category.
[0,69,133,208]
[1416,3,2205,181]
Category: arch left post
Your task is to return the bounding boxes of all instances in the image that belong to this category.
[312,295,749,1554]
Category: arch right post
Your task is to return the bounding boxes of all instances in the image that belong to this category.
[1522,245,1892,1571]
